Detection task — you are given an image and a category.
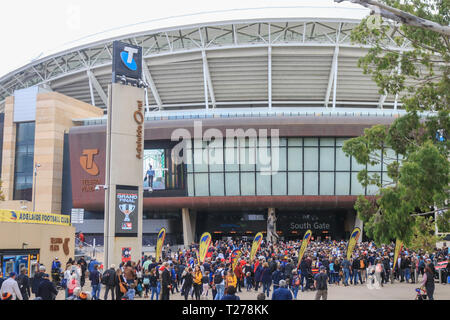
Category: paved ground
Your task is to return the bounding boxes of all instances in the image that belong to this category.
[52,280,449,300]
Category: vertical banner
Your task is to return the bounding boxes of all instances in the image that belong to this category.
[156,228,166,263]
[250,232,264,262]
[346,227,361,260]
[297,229,312,269]
[393,239,403,270]
[231,249,243,272]
[199,232,212,263]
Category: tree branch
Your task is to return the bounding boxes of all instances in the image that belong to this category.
[335,0,450,37]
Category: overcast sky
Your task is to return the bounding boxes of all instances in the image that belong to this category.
[0,0,362,78]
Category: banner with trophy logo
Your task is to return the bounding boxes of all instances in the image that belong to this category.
[114,186,139,236]
[231,249,242,272]
[199,232,212,263]
[346,227,361,260]
[393,239,403,270]
[297,229,312,269]
[250,232,264,262]
[156,228,166,262]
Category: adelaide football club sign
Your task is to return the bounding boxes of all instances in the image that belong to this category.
[115,186,139,237]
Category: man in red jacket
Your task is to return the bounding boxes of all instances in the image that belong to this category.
[234,262,244,293]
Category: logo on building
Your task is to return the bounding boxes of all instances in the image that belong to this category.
[120,47,139,71]
[80,149,99,176]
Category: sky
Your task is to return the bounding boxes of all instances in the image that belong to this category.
[0,0,364,78]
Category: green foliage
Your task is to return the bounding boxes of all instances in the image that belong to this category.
[350,0,449,112]
[343,1,450,246]
[436,209,450,232]
[409,216,441,252]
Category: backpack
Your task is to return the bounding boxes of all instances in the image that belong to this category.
[316,273,327,291]
[101,271,110,285]
[214,269,223,284]
[143,277,150,285]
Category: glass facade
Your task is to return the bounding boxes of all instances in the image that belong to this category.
[186,137,395,197]
[13,122,35,201]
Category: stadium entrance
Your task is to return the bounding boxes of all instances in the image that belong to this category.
[196,208,353,242]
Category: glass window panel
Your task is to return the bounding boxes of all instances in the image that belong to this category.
[208,147,223,172]
[186,146,194,173]
[193,149,208,172]
[304,148,318,171]
[271,147,286,172]
[335,172,350,195]
[240,147,256,171]
[187,174,195,196]
[256,172,271,196]
[304,172,318,195]
[351,157,365,172]
[351,172,365,195]
[288,147,302,171]
[288,138,302,146]
[368,151,382,171]
[382,172,394,188]
[320,148,334,171]
[194,173,209,196]
[225,173,240,196]
[256,146,271,172]
[320,137,335,146]
[336,148,351,171]
[383,148,397,172]
[304,138,318,146]
[278,138,287,147]
[272,172,287,196]
[241,172,255,196]
[336,137,348,147]
[288,172,302,195]
[320,172,334,195]
[366,183,379,195]
[209,173,224,196]
[225,147,239,171]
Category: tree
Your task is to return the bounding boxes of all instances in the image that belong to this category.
[409,216,441,252]
[337,0,450,246]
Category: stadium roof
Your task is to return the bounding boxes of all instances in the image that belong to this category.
[0,3,412,113]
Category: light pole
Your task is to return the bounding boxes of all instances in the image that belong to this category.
[32,163,41,212]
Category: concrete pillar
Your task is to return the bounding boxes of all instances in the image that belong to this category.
[182,208,196,247]
[104,83,145,268]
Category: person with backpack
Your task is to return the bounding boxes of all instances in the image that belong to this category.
[102,264,116,300]
[290,269,300,300]
[181,267,193,301]
[17,267,31,300]
[213,263,225,300]
[67,274,79,298]
[142,270,151,298]
[314,266,328,300]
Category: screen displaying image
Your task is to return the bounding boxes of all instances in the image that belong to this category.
[143,149,166,190]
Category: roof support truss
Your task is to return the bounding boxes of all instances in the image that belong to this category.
[142,60,163,109]
[86,70,107,106]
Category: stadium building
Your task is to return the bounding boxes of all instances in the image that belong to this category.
[0,5,415,246]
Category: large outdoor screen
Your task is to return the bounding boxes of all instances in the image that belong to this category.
[143,149,166,190]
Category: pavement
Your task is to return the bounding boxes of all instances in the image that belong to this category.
[51,279,450,300]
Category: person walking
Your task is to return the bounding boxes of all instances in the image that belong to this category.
[31,265,46,297]
[314,266,328,300]
[221,285,240,300]
[17,268,31,300]
[0,272,23,300]
[181,267,193,300]
[193,265,203,300]
[421,264,435,300]
[115,268,127,300]
[161,262,172,300]
[201,271,210,300]
[89,264,102,300]
[102,264,117,300]
[290,269,300,300]
[67,274,79,298]
[149,268,158,300]
[213,263,226,300]
[271,279,293,300]
[37,273,58,300]
[260,262,272,298]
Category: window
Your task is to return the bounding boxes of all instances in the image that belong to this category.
[13,122,35,201]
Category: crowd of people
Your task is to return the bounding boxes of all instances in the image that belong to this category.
[0,239,448,301]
